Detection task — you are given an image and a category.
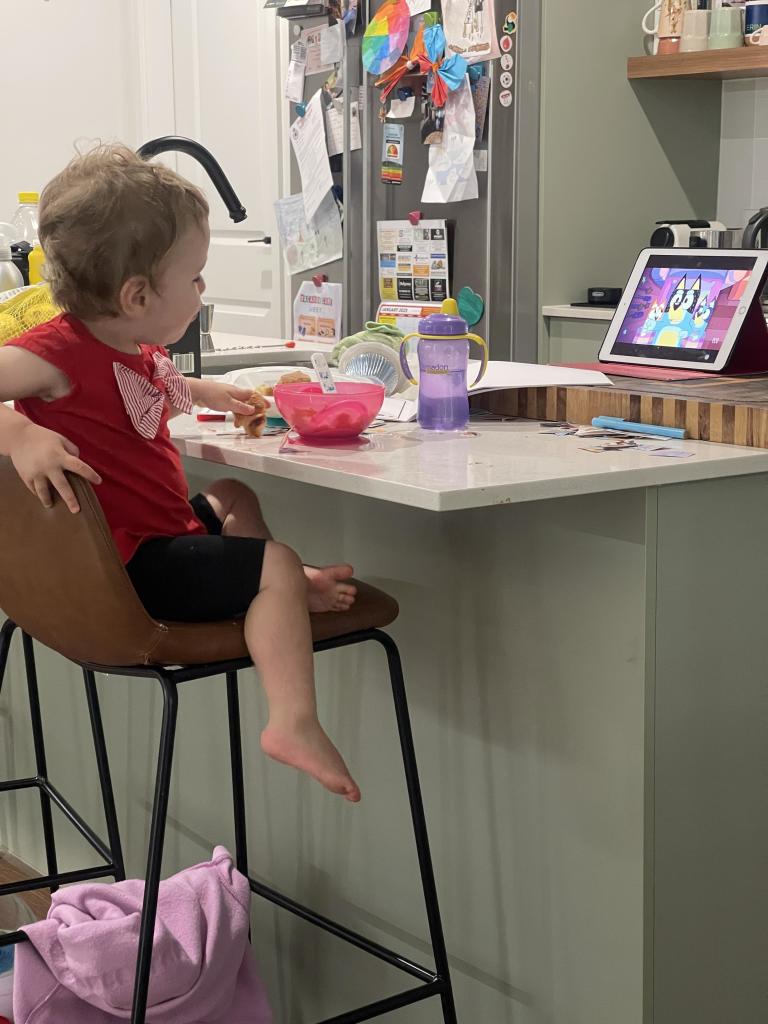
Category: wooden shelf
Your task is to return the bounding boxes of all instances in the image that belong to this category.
[628,47,768,81]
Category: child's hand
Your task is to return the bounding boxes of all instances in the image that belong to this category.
[10,422,102,514]
[192,380,259,415]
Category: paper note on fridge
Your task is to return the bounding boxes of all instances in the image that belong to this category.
[289,91,333,222]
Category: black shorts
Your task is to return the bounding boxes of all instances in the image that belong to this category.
[126,493,266,622]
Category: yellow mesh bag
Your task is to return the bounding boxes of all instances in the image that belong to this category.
[0,285,59,345]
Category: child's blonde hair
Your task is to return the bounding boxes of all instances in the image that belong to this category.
[39,143,209,320]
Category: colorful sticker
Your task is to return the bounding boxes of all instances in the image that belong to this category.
[499,34,513,53]
[499,89,513,108]
[500,71,513,89]
[500,53,514,70]
[381,122,405,184]
[503,11,518,35]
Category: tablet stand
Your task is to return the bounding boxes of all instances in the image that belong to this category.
[721,296,768,374]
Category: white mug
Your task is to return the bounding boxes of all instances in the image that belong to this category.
[748,24,768,45]
[643,0,688,56]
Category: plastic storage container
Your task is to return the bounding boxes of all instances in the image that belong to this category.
[11,192,40,245]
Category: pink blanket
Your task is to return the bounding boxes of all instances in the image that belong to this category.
[13,846,272,1023]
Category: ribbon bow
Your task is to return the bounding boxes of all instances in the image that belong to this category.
[416,25,468,109]
[113,352,193,440]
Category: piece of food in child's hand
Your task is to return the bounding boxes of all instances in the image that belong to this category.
[234,391,270,437]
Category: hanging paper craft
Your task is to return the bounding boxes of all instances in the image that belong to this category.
[413,25,468,108]
[375,22,425,104]
[363,0,411,75]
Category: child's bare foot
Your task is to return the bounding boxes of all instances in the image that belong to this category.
[261,719,361,802]
[304,564,357,613]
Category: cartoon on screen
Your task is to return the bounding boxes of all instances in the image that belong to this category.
[617,266,752,352]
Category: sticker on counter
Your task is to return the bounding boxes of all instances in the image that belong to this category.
[503,11,518,34]
[500,71,513,89]
[500,53,514,70]
[499,34,513,53]
[499,89,513,108]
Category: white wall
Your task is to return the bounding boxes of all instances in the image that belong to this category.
[0,0,142,223]
[718,80,768,231]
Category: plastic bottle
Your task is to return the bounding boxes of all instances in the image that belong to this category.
[11,191,40,245]
[0,247,24,293]
[28,243,46,284]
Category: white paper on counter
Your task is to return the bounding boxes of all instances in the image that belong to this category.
[380,396,418,422]
[290,90,333,223]
[325,98,362,157]
[469,361,614,393]
[421,76,479,204]
[320,21,345,65]
[441,0,501,64]
[274,191,343,275]
[285,41,307,103]
[406,0,431,14]
[387,95,416,119]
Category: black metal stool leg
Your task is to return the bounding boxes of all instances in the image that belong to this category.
[375,631,458,1024]
[21,633,60,895]
[131,672,178,1024]
[0,619,17,698]
[226,671,249,876]
[82,669,126,882]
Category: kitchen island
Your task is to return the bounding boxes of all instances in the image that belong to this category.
[2,419,766,1024]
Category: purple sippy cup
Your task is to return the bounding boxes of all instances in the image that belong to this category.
[399,299,488,431]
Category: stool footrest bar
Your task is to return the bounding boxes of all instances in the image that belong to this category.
[42,779,113,864]
[248,877,435,983]
[314,979,447,1023]
[0,864,119,898]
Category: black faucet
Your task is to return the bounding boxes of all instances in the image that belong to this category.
[136,136,247,223]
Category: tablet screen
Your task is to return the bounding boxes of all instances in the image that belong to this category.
[607,254,758,364]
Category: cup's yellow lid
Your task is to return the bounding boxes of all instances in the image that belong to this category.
[441,298,459,316]
[18,192,39,204]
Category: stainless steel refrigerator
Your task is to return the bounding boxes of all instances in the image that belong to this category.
[284,0,540,361]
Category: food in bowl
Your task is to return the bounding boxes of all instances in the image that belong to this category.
[273,380,385,440]
[235,371,312,437]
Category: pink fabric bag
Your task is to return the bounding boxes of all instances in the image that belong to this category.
[13,846,272,1023]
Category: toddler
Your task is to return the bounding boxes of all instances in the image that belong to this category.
[0,145,360,801]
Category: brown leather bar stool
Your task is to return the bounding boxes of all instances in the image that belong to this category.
[0,457,456,1024]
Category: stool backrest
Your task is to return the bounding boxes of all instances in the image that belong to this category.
[0,457,167,666]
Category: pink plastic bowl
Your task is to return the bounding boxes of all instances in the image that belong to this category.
[273,380,385,440]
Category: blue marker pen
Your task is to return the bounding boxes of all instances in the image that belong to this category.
[591,416,687,440]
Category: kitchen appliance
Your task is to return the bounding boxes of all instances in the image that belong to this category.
[399,298,488,431]
[742,207,768,247]
[650,219,725,247]
[137,137,247,376]
[689,227,743,248]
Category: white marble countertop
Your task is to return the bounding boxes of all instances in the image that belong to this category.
[173,417,768,511]
[542,304,615,322]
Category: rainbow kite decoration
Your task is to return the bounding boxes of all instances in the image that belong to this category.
[362,0,411,76]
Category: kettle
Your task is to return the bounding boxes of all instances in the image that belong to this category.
[742,208,768,248]
[399,299,488,431]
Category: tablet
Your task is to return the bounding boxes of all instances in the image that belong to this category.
[598,249,768,372]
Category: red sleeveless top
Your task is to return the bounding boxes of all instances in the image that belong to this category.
[8,314,205,563]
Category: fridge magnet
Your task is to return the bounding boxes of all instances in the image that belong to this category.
[500,52,513,70]
[363,0,411,75]
[498,88,512,107]
[442,0,501,64]
[503,11,517,34]
[381,122,405,184]
[499,34,513,53]
[457,286,485,326]
[499,70,512,89]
